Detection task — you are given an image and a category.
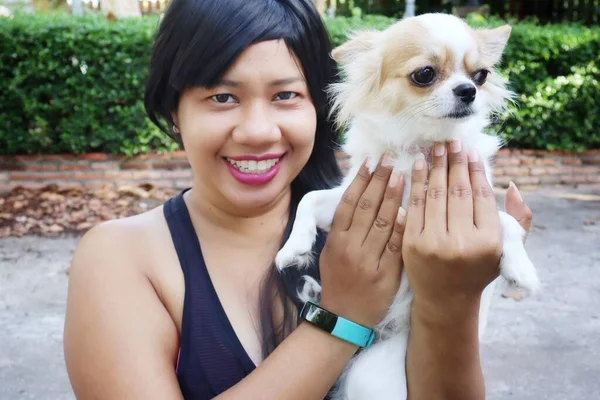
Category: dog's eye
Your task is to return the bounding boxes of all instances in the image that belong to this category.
[410,67,437,86]
[472,69,489,86]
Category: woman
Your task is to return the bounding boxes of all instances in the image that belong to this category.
[63,0,532,399]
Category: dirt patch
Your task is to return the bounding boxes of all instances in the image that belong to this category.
[0,184,178,238]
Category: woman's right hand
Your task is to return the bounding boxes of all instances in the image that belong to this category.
[402,141,503,323]
[318,154,407,329]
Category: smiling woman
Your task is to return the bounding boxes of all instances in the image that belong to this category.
[62,1,534,400]
[172,41,318,212]
[63,0,354,398]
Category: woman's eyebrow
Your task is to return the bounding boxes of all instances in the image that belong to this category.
[269,77,304,86]
[218,77,304,87]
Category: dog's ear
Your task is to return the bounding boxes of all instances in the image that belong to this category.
[477,24,511,66]
[331,30,380,66]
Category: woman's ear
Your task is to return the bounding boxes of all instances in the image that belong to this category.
[171,113,180,133]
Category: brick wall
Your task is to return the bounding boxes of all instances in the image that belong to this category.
[1,149,599,194]
[0,151,193,194]
[492,149,600,187]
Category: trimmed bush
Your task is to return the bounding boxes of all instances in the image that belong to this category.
[504,62,600,151]
[0,12,176,155]
[0,12,598,154]
[327,15,600,151]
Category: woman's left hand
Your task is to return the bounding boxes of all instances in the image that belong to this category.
[505,180,533,243]
[401,140,533,323]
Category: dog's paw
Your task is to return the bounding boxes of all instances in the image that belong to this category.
[297,275,322,303]
[275,238,315,271]
[275,250,314,271]
[498,211,540,295]
[499,244,540,294]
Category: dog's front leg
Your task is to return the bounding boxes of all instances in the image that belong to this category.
[474,155,539,339]
[331,332,410,400]
[275,186,345,271]
[479,156,539,293]
[497,211,540,293]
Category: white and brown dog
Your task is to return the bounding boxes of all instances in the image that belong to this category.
[276,13,539,400]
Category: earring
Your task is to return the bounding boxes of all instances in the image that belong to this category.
[173,124,179,134]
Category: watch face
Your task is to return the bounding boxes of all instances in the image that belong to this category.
[303,304,337,333]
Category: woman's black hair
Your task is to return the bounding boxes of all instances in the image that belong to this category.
[144,0,344,358]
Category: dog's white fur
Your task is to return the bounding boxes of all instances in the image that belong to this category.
[276,13,540,400]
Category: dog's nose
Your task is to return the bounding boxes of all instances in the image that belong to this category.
[453,84,476,104]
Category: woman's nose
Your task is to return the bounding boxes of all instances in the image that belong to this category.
[232,102,281,146]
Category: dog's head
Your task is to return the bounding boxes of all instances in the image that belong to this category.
[330,13,513,141]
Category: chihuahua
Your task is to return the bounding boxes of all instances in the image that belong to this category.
[276,13,539,400]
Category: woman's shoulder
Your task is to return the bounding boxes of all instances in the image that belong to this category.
[71,205,167,272]
[67,202,185,313]
[68,199,185,311]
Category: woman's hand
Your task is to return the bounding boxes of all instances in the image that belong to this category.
[403,140,536,400]
[505,180,533,243]
[402,140,504,322]
[319,154,406,329]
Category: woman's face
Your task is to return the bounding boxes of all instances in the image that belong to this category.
[175,40,316,216]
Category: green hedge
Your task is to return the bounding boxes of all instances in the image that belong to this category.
[0,12,175,155]
[464,14,600,151]
[327,14,600,152]
[1,12,599,155]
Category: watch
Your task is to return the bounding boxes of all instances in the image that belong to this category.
[300,301,375,348]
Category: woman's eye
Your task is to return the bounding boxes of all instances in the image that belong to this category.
[211,94,236,104]
[275,91,298,101]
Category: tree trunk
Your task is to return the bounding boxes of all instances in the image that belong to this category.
[1,0,34,13]
[101,0,141,18]
[313,0,325,14]
[405,0,415,17]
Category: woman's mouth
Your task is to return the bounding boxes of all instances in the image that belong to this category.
[225,157,281,174]
[223,154,284,185]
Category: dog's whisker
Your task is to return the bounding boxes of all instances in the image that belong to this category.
[395,104,441,131]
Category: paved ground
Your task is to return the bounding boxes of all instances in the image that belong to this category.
[0,186,599,400]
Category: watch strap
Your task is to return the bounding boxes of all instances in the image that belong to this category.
[300,301,375,348]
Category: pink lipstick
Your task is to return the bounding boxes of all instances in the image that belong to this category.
[224,153,285,186]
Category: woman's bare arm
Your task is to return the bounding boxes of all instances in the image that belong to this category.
[407,298,486,400]
[64,222,184,399]
[214,322,359,400]
[64,222,360,400]
[64,157,407,400]
[403,142,533,400]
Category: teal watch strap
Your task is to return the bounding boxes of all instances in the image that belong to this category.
[300,301,375,348]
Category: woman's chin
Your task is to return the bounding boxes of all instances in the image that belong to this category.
[221,178,291,215]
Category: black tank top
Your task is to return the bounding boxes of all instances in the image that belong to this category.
[163,191,256,398]
[163,190,328,399]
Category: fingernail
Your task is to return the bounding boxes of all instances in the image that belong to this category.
[509,181,523,202]
[396,207,406,224]
[468,148,479,162]
[450,140,462,153]
[382,151,394,167]
[388,169,400,188]
[414,153,425,170]
[434,143,445,157]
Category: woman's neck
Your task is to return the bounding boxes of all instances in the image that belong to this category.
[183,185,291,247]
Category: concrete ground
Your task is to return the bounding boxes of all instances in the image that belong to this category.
[0,187,599,400]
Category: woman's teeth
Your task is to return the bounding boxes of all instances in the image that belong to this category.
[226,158,280,174]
